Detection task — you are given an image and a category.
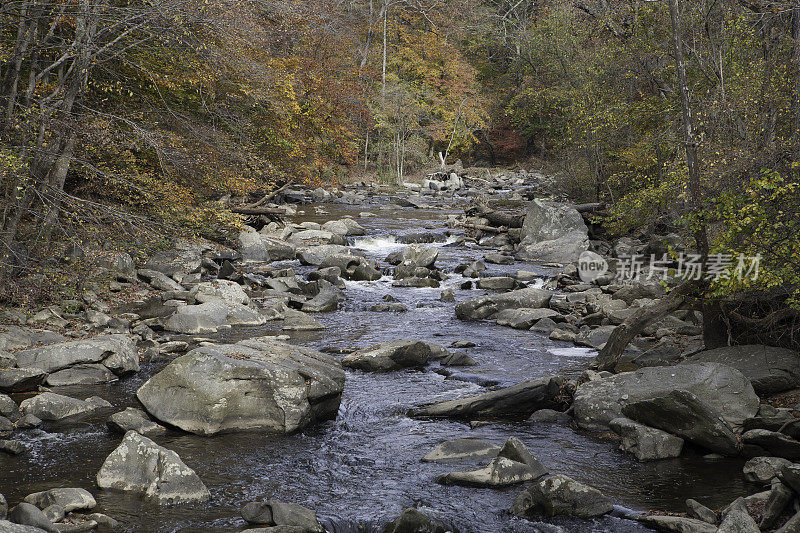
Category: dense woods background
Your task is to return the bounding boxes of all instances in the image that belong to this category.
[0,0,799,339]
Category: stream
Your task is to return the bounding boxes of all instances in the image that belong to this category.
[0,199,756,532]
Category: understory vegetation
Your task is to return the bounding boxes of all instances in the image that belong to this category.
[0,0,798,336]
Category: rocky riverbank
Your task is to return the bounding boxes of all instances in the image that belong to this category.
[1,166,799,532]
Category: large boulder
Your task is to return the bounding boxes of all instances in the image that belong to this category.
[572,363,759,430]
[96,431,210,504]
[0,326,66,351]
[13,335,139,376]
[621,390,741,456]
[516,200,589,263]
[410,376,566,420]
[194,280,250,305]
[683,345,800,395]
[455,287,553,320]
[0,368,46,393]
[239,227,296,263]
[511,474,613,519]
[297,245,354,266]
[341,340,432,372]
[136,338,344,435]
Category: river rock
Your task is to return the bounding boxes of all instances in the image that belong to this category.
[609,417,684,461]
[439,352,476,366]
[516,200,589,264]
[622,390,741,455]
[421,438,500,462]
[761,482,794,529]
[384,508,448,533]
[13,334,139,377]
[717,497,759,533]
[0,439,24,454]
[163,300,266,334]
[297,245,353,266]
[288,229,346,246]
[0,394,14,418]
[241,500,323,532]
[0,326,66,351]
[0,520,50,533]
[96,430,210,504]
[511,474,612,519]
[411,376,565,420]
[437,457,539,487]
[195,279,250,305]
[477,277,516,290]
[24,488,95,513]
[107,407,166,437]
[572,363,759,430]
[20,393,111,421]
[686,499,717,524]
[0,493,5,519]
[138,268,185,291]
[743,430,800,460]
[341,340,432,372]
[743,457,792,484]
[494,308,559,329]
[636,515,717,533]
[44,364,116,386]
[455,287,553,320]
[137,338,344,435]
[301,286,340,313]
[683,345,800,395]
[574,326,616,350]
[0,368,46,393]
[8,503,55,532]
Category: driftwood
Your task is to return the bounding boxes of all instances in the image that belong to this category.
[461,223,508,234]
[244,181,294,209]
[593,280,699,371]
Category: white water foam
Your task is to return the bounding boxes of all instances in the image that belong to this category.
[352,235,404,254]
[547,346,597,358]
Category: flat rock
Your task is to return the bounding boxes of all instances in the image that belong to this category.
[164,300,265,334]
[107,408,166,437]
[572,363,759,430]
[44,364,116,387]
[743,430,800,460]
[13,334,139,376]
[421,438,500,462]
[96,430,210,504]
[20,393,111,421]
[137,338,344,435]
[636,515,717,533]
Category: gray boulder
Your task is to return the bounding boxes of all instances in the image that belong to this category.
[297,245,354,266]
[8,503,55,532]
[341,340,432,372]
[44,364,116,387]
[241,500,324,532]
[0,520,50,532]
[194,279,250,305]
[743,430,800,460]
[0,326,66,351]
[686,499,717,524]
[572,363,759,430]
[609,417,684,461]
[743,456,792,484]
[107,407,166,437]
[384,508,448,533]
[622,390,741,456]
[163,300,266,334]
[511,474,613,519]
[477,277,516,291]
[438,437,547,487]
[717,498,759,533]
[636,515,716,533]
[20,393,111,421]
[0,368,45,393]
[684,345,800,395]
[136,338,344,435]
[96,431,210,504]
[13,334,139,376]
[574,326,616,350]
[24,488,95,513]
[516,200,589,264]
[455,287,553,320]
[494,308,559,330]
[0,493,5,520]
[411,376,565,420]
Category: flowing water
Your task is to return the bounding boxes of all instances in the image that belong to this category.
[1,199,756,532]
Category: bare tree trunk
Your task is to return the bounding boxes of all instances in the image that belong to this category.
[668,0,708,258]
[793,7,800,160]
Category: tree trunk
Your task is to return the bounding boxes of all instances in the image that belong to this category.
[593,280,698,371]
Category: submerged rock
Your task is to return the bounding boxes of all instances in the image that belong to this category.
[137,338,344,435]
[421,438,500,462]
[384,508,449,533]
[97,431,209,505]
[24,488,95,513]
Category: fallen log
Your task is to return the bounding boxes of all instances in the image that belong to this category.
[593,279,700,371]
[230,207,289,216]
[461,223,508,234]
[244,181,294,208]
